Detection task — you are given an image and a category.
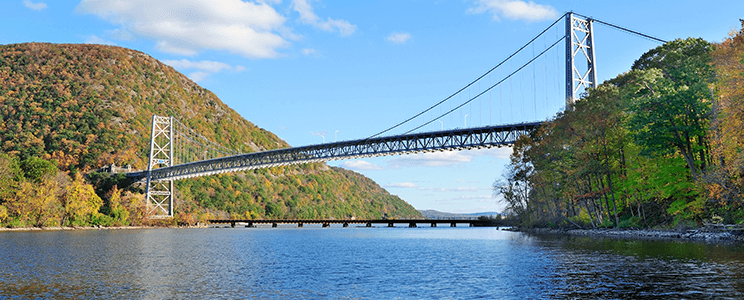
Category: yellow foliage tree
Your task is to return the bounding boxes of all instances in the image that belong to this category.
[61,173,103,226]
[107,186,130,226]
[9,180,62,227]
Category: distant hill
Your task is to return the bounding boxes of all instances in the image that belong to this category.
[0,42,422,220]
[418,210,501,220]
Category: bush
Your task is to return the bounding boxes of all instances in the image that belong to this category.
[618,216,641,228]
[91,213,115,227]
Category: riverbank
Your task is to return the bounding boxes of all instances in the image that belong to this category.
[519,226,744,243]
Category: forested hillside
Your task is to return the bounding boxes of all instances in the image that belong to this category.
[496,23,744,229]
[0,42,421,227]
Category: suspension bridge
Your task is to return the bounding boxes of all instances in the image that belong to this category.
[121,12,665,217]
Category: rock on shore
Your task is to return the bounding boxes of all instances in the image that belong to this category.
[522,227,744,243]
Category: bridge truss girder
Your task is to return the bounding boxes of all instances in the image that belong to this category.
[129,122,539,183]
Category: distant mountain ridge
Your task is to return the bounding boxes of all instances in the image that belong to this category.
[418,209,501,220]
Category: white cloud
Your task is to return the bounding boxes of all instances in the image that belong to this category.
[386,182,418,188]
[477,147,512,159]
[106,29,134,41]
[339,160,384,171]
[162,59,246,82]
[23,0,47,10]
[301,48,318,55]
[292,0,356,36]
[84,35,115,45]
[388,151,472,168]
[76,0,291,58]
[187,71,210,82]
[387,32,411,44]
[468,0,558,22]
[155,41,198,56]
[163,59,232,73]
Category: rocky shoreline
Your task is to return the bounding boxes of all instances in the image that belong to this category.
[519,226,744,243]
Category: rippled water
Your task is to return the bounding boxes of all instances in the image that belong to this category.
[0,227,742,299]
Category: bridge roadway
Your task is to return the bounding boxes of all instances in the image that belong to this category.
[209,219,495,228]
[127,122,540,182]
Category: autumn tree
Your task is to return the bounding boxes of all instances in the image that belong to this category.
[61,173,103,226]
[708,20,744,209]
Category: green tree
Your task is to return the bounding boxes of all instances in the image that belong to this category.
[20,157,57,183]
[626,38,714,180]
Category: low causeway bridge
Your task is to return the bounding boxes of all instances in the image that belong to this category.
[209,219,495,228]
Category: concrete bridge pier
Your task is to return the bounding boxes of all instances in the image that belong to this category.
[343,223,349,228]
[298,223,304,228]
[409,223,417,228]
[388,223,394,227]
[272,223,277,228]
[450,223,456,227]
[431,223,437,227]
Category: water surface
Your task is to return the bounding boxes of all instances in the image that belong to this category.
[1,227,742,299]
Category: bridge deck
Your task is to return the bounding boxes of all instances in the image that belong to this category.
[129,122,539,182]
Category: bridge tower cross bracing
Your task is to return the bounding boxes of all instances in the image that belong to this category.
[565,12,598,107]
[145,115,175,218]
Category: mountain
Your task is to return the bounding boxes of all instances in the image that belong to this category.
[0,42,422,223]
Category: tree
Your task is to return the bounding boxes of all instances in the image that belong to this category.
[707,20,744,208]
[626,38,714,180]
[20,156,57,183]
[61,173,103,226]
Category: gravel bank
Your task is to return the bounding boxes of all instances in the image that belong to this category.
[521,227,744,243]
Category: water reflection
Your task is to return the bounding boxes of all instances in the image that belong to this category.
[531,234,744,299]
[0,228,742,299]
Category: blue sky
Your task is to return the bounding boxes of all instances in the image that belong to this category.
[2,0,742,213]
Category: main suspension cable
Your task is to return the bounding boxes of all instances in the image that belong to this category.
[574,13,667,43]
[367,12,568,139]
[403,36,565,134]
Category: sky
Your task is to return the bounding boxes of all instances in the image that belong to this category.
[2,0,743,213]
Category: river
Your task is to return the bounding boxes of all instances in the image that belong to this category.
[1,226,742,299]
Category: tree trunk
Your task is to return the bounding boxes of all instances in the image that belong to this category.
[595,173,612,225]
[584,200,596,228]
[605,172,619,227]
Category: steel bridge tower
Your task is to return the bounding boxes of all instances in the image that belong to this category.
[145,115,175,218]
[565,12,598,107]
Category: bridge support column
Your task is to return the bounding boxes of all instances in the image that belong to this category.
[343,223,349,228]
[272,223,278,228]
[451,223,456,227]
[322,223,330,228]
[145,115,175,218]
[431,223,437,227]
[298,223,303,228]
[565,12,598,107]
[366,222,372,227]
[231,222,236,228]
[409,223,417,228]
[388,223,394,227]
